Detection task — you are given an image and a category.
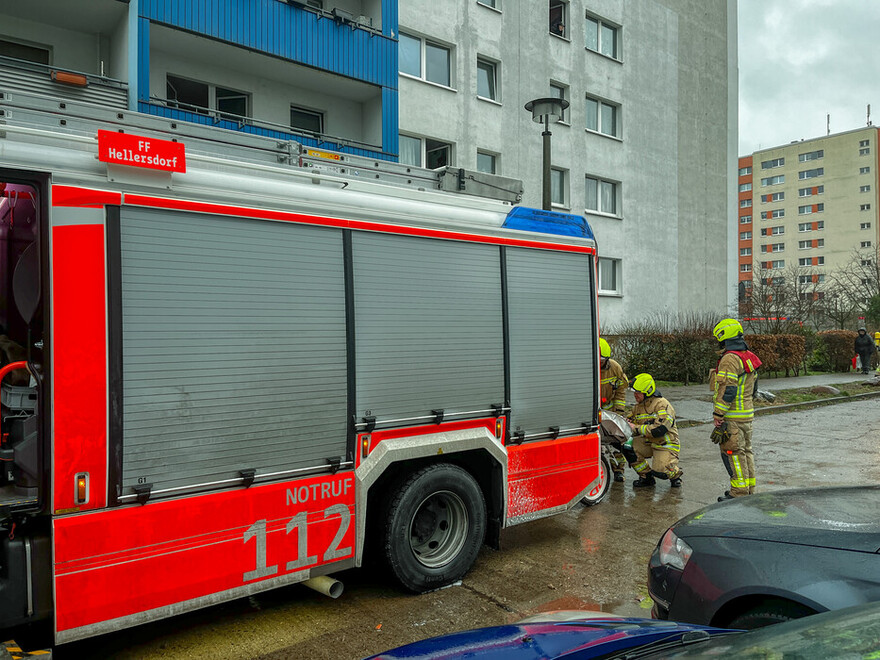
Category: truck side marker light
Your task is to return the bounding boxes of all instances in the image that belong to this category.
[495,418,503,439]
[361,435,370,459]
[75,472,89,505]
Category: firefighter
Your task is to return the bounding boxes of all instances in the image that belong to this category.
[711,318,762,501]
[621,373,682,488]
[599,337,628,482]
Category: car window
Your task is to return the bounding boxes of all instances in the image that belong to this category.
[653,602,880,658]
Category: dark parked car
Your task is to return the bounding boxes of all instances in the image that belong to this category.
[368,602,880,659]
[649,485,880,629]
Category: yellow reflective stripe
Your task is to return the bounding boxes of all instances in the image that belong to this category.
[633,460,649,472]
[717,371,738,380]
[715,401,731,412]
[730,456,746,487]
[725,409,754,418]
[633,413,654,420]
[601,377,616,384]
[639,424,651,436]
[747,478,756,486]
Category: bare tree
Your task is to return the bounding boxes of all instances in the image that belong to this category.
[741,265,823,333]
[826,248,880,325]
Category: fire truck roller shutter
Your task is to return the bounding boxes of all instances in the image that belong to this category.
[505,248,595,437]
[117,207,349,497]
[351,232,504,424]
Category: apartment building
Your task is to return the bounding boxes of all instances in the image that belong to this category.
[737,156,754,299]
[397,0,738,326]
[0,0,398,159]
[740,126,880,298]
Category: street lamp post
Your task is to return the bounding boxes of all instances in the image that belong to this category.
[524,97,569,211]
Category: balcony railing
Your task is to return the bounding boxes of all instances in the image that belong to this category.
[0,56,127,109]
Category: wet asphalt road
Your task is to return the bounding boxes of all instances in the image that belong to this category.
[56,399,880,660]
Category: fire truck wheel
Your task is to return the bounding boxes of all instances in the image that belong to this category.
[581,451,613,506]
[383,463,486,593]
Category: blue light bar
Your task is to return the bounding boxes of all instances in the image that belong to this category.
[502,206,595,240]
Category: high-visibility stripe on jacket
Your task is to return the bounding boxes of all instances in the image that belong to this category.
[713,352,758,420]
[600,358,628,411]
[630,395,679,450]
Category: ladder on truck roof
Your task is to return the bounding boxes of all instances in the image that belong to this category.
[0,88,524,204]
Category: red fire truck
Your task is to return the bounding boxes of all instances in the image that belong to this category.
[0,89,602,646]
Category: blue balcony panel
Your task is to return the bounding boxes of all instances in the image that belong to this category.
[141,0,397,89]
[140,102,395,161]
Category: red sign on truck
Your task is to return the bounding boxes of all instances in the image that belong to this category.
[97,130,186,173]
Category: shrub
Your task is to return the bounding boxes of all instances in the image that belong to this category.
[815,330,859,372]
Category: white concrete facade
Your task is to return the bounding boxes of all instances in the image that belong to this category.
[398,0,737,328]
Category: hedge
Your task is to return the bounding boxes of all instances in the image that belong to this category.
[813,330,859,372]
[606,332,809,383]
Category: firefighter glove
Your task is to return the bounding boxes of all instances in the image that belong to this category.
[710,421,730,445]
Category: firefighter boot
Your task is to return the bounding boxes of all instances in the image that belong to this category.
[717,491,734,502]
[632,473,656,488]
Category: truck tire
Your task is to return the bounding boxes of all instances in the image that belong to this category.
[383,463,486,593]
[581,451,612,506]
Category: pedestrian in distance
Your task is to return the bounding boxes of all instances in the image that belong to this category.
[854,327,876,375]
[598,337,629,482]
[710,318,761,502]
[621,373,682,489]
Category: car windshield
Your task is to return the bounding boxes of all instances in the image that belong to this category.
[647,602,880,658]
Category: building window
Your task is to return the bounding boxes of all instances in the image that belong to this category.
[740,231,752,240]
[861,185,872,193]
[798,240,811,249]
[740,215,752,224]
[859,139,870,147]
[740,199,752,208]
[400,134,453,168]
[476,58,499,101]
[585,13,619,59]
[861,259,873,267]
[816,256,825,265]
[585,94,620,137]
[550,82,568,122]
[798,258,811,266]
[799,167,824,179]
[760,209,785,220]
[767,260,785,269]
[476,150,497,174]
[761,157,784,169]
[798,149,824,162]
[549,1,568,37]
[290,106,323,134]
[861,204,872,211]
[798,185,824,197]
[550,167,567,207]
[740,264,752,272]
[761,243,785,253]
[399,33,452,87]
[860,147,871,156]
[861,241,873,248]
[0,38,51,65]
[739,183,752,192]
[860,166,871,174]
[798,221,823,232]
[585,176,618,215]
[598,257,621,294]
[740,247,752,256]
[798,203,824,215]
[861,222,872,230]
[761,192,784,203]
[739,166,752,176]
[761,175,785,186]
[761,226,785,236]
[477,0,499,8]
[166,75,250,120]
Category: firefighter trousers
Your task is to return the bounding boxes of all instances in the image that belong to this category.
[628,436,682,480]
[719,418,755,497]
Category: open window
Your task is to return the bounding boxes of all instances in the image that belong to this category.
[549,1,568,37]
[0,177,44,516]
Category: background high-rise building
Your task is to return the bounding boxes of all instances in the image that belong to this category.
[398,0,738,326]
[738,126,880,324]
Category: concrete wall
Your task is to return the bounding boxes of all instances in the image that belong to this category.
[0,16,100,74]
[398,0,736,328]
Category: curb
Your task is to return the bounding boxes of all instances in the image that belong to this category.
[677,389,880,427]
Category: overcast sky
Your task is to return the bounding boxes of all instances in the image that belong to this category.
[738,0,880,155]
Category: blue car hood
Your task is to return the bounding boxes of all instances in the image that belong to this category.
[367,615,732,659]
[674,486,880,553]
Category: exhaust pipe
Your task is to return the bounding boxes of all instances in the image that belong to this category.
[302,575,344,599]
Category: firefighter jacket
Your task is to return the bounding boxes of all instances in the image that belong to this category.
[630,394,679,451]
[712,339,761,422]
[600,358,628,412]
